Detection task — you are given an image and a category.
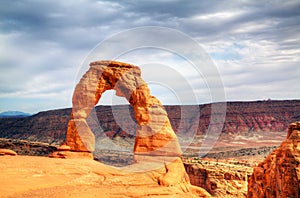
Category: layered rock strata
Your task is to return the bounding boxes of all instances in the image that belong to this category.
[1,100,299,144]
[247,121,300,197]
[0,138,57,156]
[184,159,252,197]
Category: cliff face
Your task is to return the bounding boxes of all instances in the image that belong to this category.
[247,122,300,198]
[168,100,300,135]
[184,159,252,197]
[0,108,71,144]
[0,100,299,144]
[0,138,57,156]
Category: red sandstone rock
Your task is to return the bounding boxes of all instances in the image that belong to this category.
[1,101,299,144]
[0,149,17,156]
[61,60,182,158]
[247,121,300,197]
[51,60,187,189]
[56,144,71,151]
[0,156,211,197]
[49,151,93,159]
[184,159,252,197]
[65,119,95,152]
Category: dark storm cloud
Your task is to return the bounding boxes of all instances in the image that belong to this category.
[0,1,126,49]
[2,1,299,46]
[0,0,299,113]
[179,1,300,39]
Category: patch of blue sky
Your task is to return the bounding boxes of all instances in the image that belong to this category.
[233,43,245,49]
[209,43,244,61]
[210,51,242,60]
[0,97,68,114]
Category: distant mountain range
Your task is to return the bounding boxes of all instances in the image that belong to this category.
[0,100,299,145]
[0,111,31,118]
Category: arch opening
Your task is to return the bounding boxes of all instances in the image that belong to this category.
[62,61,182,163]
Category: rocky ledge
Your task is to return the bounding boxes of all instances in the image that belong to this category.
[248,121,300,197]
[185,159,252,197]
[0,156,211,197]
[0,138,57,156]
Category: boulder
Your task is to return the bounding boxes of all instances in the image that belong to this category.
[49,150,93,159]
[0,149,17,156]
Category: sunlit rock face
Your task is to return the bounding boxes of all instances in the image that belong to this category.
[247,121,300,198]
[50,60,191,189]
[64,60,182,158]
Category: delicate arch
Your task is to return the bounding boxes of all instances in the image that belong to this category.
[65,60,182,158]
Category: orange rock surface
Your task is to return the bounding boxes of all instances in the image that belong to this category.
[0,156,210,197]
[54,60,182,158]
[0,148,17,156]
[49,60,195,194]
[247,121,300,197]
[185,159,252,197]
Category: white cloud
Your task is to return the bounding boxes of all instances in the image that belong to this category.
[0,0,299,113]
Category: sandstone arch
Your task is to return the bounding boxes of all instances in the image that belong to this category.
[63,60,182,160]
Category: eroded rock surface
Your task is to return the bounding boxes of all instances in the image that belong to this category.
[0,156,211,197]
[184,159,252,197]
[0,148,17,156]
[1,101,299,145]
[50,60,192,192]
[247,121,300,198]
[0,138,57,156]
[55,60,182,158]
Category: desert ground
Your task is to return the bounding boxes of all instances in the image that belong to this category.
[0,155,212,198]
[0,130,286,198]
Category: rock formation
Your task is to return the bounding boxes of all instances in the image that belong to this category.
[0,149,17,156]
[0,138,57,156]
[50,60,191,189]
[0,155,211,197]
[52,60,181,157]
[1,100,299,145]
[184,159,252,197]
[247,121,300,197]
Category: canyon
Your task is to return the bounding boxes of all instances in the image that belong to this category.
[1,101,299,197]
[0,100,299,145]
[0,60,299,197]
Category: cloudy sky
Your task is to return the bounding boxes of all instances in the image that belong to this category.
[0,0,300,114]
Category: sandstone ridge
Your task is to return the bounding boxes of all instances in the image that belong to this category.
[247,121,300,197]
[1,100,299,145]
